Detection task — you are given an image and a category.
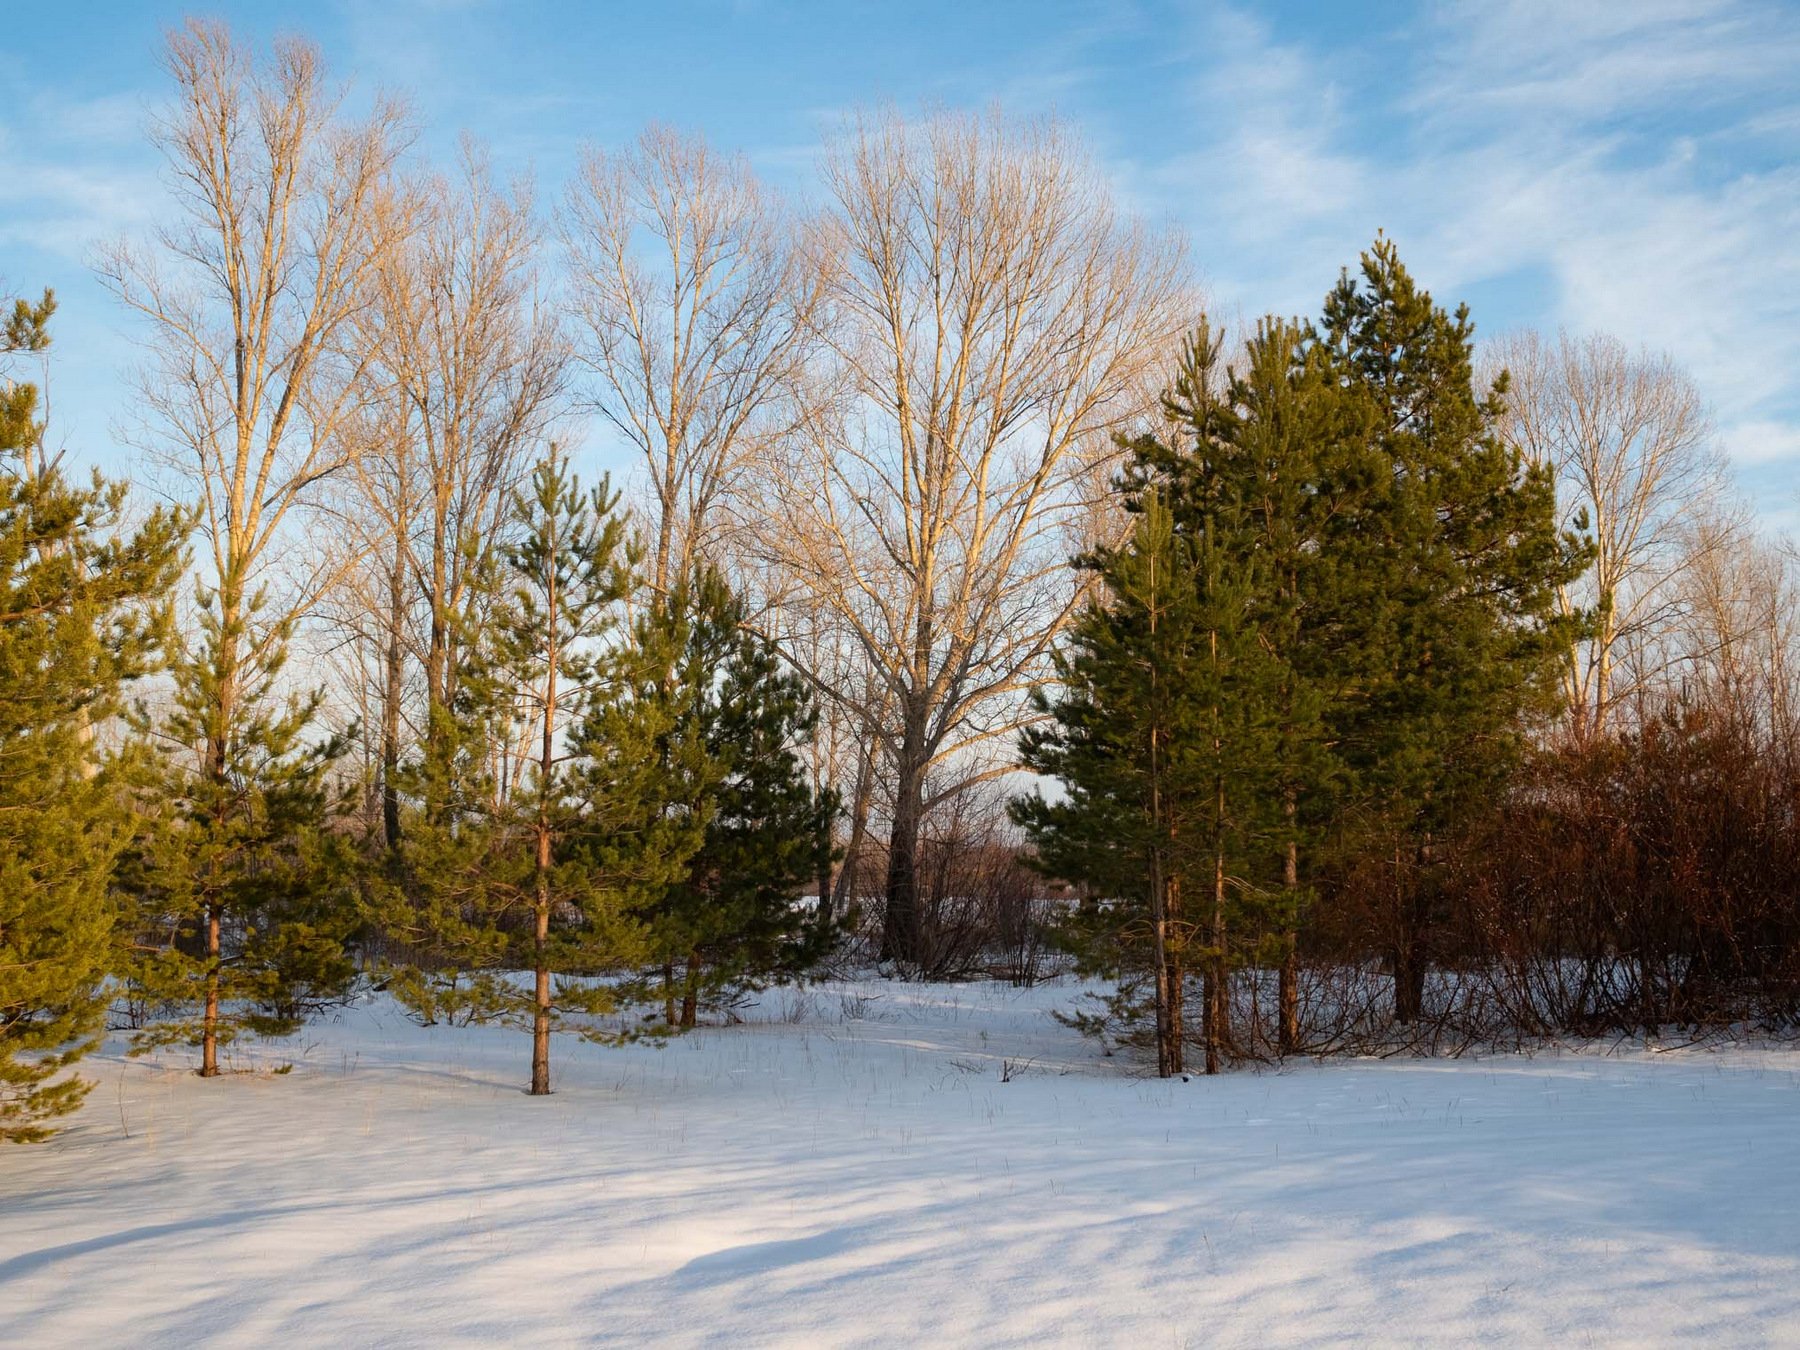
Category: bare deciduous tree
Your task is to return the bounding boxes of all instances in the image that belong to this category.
[382,146,564,745]
[324,383,421,848]
[98,20,408,1075]
[757,108,1191,966]
[102,23,409,733]
[339,145,564,835]
[1499,329,1722,741]
[1668,511,1799,735]
[560,125,818,594]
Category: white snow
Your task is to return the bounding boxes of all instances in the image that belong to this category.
[3,979,1798,1347]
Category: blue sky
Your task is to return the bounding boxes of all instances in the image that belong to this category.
[4,1,1798,519]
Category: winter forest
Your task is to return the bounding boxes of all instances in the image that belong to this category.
[5,11,1800,1346]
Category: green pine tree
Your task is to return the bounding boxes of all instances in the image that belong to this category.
[121,594,361,1073]
[1020,319,1392,1071]
[1318,237,1589,1021]
[381,449,679,1094]
[1017,490,1197,1076]
[1019,330,1289,1075]
[1175,318,1368,1054]
[1,291,185,1137]
[376,545,522,1030]
[632,568,838,1028]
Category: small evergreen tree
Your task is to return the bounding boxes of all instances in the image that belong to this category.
[1018,492,1204,1076]
[0,291,184,1136]
[122,596,361,1073]
[628,569,837,1027]
[381,450,682,1094]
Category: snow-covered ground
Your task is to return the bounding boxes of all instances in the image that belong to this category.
[3,979,1798,1347]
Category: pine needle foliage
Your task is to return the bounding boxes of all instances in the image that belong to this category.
[0,291,185,1138]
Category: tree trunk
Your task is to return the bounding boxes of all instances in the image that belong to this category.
[1394,934,1425,1024]
[830,740,877,922]
[816,858,835,938]
[1166,872,1184,1077]
[679,952,700,1028]
[530,892,551,1095]
[663,960,678,1026]
[201,606,237,1082]
[1393,844,1427,1025]
[1204,631,1225,1076]
[1278,801,1299,1057]
[424,513,451,822]
[530,531,559,1097]
[880,747,925,968]
[1148,845,1173,1079]
[200,903,221,1078]
[1206,834,1225,1076]
[381,523,407,850]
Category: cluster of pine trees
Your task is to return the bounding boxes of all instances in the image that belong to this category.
[0,300,834,1138]
[1016,241,1590,1076]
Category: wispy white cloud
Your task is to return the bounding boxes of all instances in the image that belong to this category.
[1722,420,1800,468]
[1129,0,1800,481]
[3,0,1795,498]
[0,87,159,261]
[1412,0,1800,123]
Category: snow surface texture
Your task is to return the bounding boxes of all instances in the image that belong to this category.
[3,980,1798,1347]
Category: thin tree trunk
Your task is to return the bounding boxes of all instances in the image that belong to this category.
[1148,842,1173,1079]
[1206,770,1226,1076]
[530,512,559,1097]
[663,960,677,1026]
[200,903,221,1077]
[1204,620,1225,1076]
[1393,844,1427,1024]
[1146,549,1179,1078]
[1279,795,1299,1056]
[1166,872,1184,1077]
[830,741,877,919]
[424,513,452,823]
[201,608,238,1081]
[816,857,835,937]
[529,704,554,1095]
[381,523,406,850]
[531,887,551,1096]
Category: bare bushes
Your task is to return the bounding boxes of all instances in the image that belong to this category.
[839,790,1067,985]
[1291,699,1800,1053]
[1456,706,1800,1036]
[1056,688,1800,1064]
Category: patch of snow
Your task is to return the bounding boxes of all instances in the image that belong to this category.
[3,978,1797,1346]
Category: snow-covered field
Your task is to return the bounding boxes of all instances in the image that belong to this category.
[4,980,1798,1347]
